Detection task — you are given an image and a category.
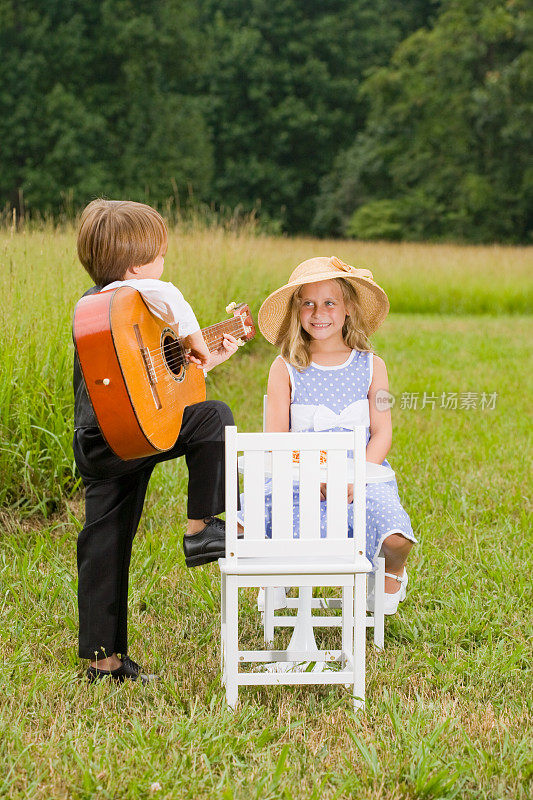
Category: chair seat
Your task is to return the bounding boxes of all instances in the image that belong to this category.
[219,554,372,576]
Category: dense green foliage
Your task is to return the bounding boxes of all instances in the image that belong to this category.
[0,0,531,241]
[0,0,213,213]
[314,0,533,243]
[196,0,435,231]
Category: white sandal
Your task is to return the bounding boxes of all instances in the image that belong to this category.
[367,569,408,615]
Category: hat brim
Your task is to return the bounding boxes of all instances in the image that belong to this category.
[258,271,390,346]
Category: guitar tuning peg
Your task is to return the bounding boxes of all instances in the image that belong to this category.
[225,301,237,313]
[237,338,245,347]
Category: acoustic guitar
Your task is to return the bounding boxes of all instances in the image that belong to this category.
[73,286,255,460]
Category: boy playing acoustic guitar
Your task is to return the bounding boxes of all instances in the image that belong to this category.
[73,199,238,683]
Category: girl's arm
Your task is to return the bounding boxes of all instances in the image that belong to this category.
[367,355,393,464]
[265,357,291,432]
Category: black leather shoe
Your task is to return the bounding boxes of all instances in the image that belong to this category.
[86,655,158,685]
[183,517,226,567]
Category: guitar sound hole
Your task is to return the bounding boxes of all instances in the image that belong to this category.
[162,333,185,379]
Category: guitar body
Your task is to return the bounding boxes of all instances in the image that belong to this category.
[74,286,207,459]
[74,287,255,460]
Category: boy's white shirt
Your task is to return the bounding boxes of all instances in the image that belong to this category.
[101,278,200,337]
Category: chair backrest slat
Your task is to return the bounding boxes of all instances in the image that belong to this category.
[236,538,354,558]
[237,431,356,451]
[325,449,348,540]
[225,425,239,561]
[243,450,266,540]
[271,449,294,539]
[298,449,321,539]
[353,426,366,554]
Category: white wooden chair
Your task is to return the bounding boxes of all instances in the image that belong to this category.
[260,397,386,650]
[219,426,372,710]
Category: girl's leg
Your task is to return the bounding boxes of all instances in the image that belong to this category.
[380,533,413,593]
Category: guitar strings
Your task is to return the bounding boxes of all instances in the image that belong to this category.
[142,328,248,380]
[149,338,235,373]
[145,320,246,370]
[145,319,244,359]
[147,341,240,374]
[147,330,244,370]
[147,325,247,376]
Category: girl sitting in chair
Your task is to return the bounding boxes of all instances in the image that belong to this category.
[243,256,416,615]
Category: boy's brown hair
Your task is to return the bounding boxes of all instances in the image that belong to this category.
[77,199,168,285]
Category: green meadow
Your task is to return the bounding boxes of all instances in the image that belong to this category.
[0,228,531,799]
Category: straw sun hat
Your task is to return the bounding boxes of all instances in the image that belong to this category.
[258,256,390,346]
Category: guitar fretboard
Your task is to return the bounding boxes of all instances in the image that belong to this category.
[201,318,246,352]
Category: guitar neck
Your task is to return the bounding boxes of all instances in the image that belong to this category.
[200,317,245,352]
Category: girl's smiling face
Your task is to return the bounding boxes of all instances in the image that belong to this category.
[298,280,349,344]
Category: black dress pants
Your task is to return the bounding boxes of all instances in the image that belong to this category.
[73,400,234,659]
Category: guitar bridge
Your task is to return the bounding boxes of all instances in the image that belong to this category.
[133,324,162,409]
[140,345,157,385]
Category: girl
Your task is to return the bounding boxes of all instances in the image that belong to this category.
[254,255,416,615]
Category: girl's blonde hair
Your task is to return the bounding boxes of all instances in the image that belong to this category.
[77,198,168,286]
[281,278,372,370]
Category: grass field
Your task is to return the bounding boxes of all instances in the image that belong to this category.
[0,228,532,798]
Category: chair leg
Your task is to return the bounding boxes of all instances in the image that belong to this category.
[373,556,385,650]
[353,573,366,712]
[225,575,239,709]
[264,587,274,645]
[220,572,227,685]
[341,585,353,668]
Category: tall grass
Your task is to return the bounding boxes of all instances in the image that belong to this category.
[1,226,531,512]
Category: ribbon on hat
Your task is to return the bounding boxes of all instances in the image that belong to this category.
[329,256,373,281]
[313,400,370,431]
[329,256,352,272]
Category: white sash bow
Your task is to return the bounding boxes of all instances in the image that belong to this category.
[290,399,370,432]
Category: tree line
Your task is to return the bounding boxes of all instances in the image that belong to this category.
[0,0,530,242]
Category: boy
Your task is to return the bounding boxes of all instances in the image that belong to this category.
[73,199,238,683]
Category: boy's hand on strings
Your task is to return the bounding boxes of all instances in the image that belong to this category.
[320,483,354,503]
[204,334,239,372]
[183,331,210,368]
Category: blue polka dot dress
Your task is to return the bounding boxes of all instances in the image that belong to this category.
[238,350,416,568]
